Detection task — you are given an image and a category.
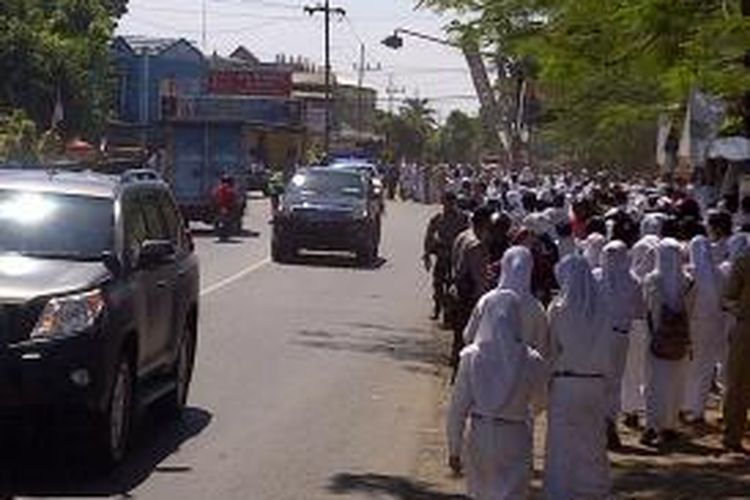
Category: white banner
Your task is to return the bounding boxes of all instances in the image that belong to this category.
[656,114,672,168]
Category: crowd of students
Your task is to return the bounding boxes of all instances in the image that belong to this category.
[421,171,750,499]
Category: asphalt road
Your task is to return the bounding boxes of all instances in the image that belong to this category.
[4,196,448,499]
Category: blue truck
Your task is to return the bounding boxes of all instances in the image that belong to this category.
[166,123,248,225]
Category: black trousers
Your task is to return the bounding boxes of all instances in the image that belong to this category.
[450,298,474,382]
[431,257,451,314]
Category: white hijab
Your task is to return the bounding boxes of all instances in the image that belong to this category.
[462,290,530,412]
[727,234,750,263]
[650,238,687,311]
[631,235,659,282]
[554,254,609,358]
[598,241,639,328]
[720,234,749,279]
[582,232,606,270]
[688,236,721,315]
[497,246,533,298]
[641,213,664,237]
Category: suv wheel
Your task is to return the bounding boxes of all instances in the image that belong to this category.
[159,324,196,419]
[356,238,377,267]
[93,356,133,468]
[272,235,294,263]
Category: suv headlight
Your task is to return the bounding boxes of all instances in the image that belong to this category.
[352,206,369,220]
[31,289,105,339]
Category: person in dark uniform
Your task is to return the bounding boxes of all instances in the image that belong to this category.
[423,192,469,322]
[450,206,495,381]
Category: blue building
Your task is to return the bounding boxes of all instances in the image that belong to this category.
[109,36,305,221]
[111,36,205,128]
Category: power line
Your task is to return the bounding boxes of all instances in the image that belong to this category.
[212,0,302,10]
[134,5,304,21]
[377,94,479,103]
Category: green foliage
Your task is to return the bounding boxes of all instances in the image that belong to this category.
[376,104,485,165]
[439,110,483,165]
[377,98,438,163]
[419,0,750,167]
[0,0,125,140]
[1,109,39,163]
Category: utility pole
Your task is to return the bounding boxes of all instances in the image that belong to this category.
[353,43,381,134]
[385,73,405,115]
[305,2,346,160]
[201,0,207,53]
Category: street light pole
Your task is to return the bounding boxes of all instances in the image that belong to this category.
[382,27,516,165]
[305,2,346,161]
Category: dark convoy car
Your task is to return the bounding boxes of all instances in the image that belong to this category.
[271,168,381,265]
[0,169,199,467]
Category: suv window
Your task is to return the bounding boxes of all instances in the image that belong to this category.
[0,190,113,259]
[122,193,148,262]
[140,190,170,241]
[157,191,187,252]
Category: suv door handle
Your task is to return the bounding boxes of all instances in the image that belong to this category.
[157,280,170,288]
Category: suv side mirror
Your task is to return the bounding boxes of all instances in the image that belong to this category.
[138,240,176,269]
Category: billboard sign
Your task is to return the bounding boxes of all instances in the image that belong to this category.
[208,70,293,98]
[170,96,302,128]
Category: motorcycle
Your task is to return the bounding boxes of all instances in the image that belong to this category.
[215,207,235,241]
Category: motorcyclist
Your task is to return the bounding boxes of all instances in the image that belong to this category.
[213,174,239,239]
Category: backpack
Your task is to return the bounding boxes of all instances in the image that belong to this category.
[649,302,691,361]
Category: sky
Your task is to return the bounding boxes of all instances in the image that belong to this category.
[116,0,479,121]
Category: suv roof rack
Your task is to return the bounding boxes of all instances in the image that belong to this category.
[120,169,162,183]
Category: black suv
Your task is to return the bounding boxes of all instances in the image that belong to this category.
[271,168,381,264]
[0,169,199,466]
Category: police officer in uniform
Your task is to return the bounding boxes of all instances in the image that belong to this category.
[423,192,469,322]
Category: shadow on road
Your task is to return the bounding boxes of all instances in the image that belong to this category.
[327,473,469,499]
[283,252,388,270]
[613,457,750,499]
[190,227,262,240]
[295,326,448,371]
[0,406,212,497]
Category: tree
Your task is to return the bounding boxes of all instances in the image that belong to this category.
[419,0,750,167]
[0,0,127,141]
[439,110,482,165]
[376,99,438,163]
[1,109,39,164]
[397,98,438,162]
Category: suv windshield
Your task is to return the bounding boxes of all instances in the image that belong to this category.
[0,190,114,259]
[288,171,364,198]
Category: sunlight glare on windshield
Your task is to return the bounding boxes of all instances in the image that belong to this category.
[0,254,37,277]
[0,193,58,225]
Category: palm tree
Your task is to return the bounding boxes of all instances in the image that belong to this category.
[398,98,437,162]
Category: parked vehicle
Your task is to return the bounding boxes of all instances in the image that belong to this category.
[247,163,270,196]
[0,168,200,467]
[271,168,381,265]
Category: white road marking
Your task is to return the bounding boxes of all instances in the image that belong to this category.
[200,257,272,297]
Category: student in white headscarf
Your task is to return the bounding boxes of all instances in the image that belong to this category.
[640,213,665,237]
[718,234,750,390]
[621,235,658,428]
[642,238,694,447]
[447,290,547,500]
[582,232,606,271]
[682,236,725,423]
[464,246,550,358]
[595,241,642,448]
[544,255,612,499]
[555,222,577,259]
